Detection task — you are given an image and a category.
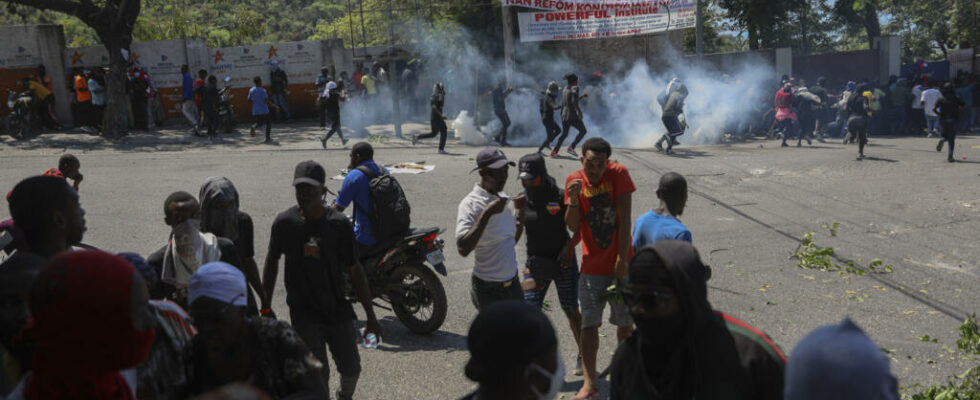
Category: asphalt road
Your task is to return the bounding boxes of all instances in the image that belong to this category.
[2,128,979,399]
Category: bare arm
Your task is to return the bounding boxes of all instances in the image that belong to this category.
[565,179,583,234]
[614,192,633,278]
[261,253,279,310]
[243,256,266,305]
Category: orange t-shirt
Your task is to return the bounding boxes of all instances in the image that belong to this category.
[74,75,91,103]
[564,162,636,276]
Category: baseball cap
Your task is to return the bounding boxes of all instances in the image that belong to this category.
[518,153,547,180]
[470,148,515,173]
[293,160,326,187]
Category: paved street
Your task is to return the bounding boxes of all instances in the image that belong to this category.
[2,124,979,399]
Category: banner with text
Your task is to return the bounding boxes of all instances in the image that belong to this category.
[505,0,695,42]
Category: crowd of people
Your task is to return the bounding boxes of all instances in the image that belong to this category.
[0,135,910,399]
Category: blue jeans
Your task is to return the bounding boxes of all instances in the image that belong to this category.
[270,92,290,121]
[926,115,939,135]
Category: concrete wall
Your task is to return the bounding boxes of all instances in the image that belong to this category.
[207,39,351,121]
[875,35,901,81]
[696,48,777,75]
[0,25,71,124]
[67,38,209,120]
[794,49,879,89]
[948,48,975,76]
[522,30,685,75]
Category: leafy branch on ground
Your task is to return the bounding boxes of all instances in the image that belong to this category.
[904,314,980,400]
[791,223,893,276]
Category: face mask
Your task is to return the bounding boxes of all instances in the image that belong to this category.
[526,353,565,400]
[634,313,683,344]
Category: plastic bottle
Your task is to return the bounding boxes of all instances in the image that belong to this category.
[359,327,380,349]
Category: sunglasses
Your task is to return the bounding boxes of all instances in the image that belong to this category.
[620,287,676,309]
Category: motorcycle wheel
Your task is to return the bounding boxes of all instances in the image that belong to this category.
[389,263,447,334]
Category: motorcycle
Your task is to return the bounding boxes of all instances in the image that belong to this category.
[348,227,449,334]
[217,76,236,133]
[5,89,37,139]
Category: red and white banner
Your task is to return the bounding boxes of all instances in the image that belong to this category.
[505,0,695,42]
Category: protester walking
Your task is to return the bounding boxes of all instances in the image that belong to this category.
[552,73,588,158]
[846,83,872,159]
[319,80,348,148]
[196,75,219,140]
[921,81,942,137]
[413,82,449,154]
[491,81,514,146]
[655,78,690,154]
[73,69,93,131]
[269,61,290,122]
[537,81,562,154]
[262,160,384,400]
[564,138,634,400]
[248,76,274,143]
[87,70,106,132]
[516,152,585,376]
[456,148,523,310]
[935,82,965,162]
[180,65,200,135]
[316,66,331,128]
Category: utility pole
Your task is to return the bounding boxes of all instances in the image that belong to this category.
[695,0,704,63]
[500,5,515,85]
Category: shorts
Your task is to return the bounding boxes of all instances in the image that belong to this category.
[523,258,579,312]
[579,274,632,328]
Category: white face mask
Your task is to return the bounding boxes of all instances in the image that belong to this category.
[525,353,565,400]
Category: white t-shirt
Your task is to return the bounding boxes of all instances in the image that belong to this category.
[921,88,943,117]
[911,85,924,109]
[455,184,518,282]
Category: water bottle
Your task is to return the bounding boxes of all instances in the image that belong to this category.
[359,327,380,349]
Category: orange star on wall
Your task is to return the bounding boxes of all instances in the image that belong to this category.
[71,51,83,65]
[268,45,278,59]
[213,50,224,64]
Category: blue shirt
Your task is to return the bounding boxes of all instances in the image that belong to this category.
[181,72,194,101]
[248,86,270,115]
[336,160,386,246]
[632,210,692,249]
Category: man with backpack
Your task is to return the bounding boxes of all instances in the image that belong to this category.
[334,143,411,259]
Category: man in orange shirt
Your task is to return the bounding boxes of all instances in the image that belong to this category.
[74,70,93,130]
[564,137,635,400]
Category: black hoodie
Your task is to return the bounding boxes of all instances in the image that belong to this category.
[610,241,785,400]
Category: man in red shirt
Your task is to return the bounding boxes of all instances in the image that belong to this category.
[564,137,635,400]
[194,69,207,134]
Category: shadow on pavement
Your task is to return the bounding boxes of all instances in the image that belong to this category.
[369,316,468,353]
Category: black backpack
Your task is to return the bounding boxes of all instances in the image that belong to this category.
[354,165,411,241]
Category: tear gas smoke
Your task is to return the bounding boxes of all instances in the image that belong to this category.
[344,25,776,149]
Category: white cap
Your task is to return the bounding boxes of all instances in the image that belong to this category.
[188,262,247,307]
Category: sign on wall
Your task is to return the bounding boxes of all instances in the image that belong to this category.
[504,0,695,42]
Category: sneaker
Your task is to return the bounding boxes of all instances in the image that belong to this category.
[567,147,578,157]
[438,149,449,155]
[654,142,664,152]
[411,134,418,146]
[573,353,583,376]
[250,126,256,136]
[264,138,273,144]
[573,386,599,400]
[936,140,944,152]
[320,137,327,149]
[342,138,349,146]
[549,151,559,158]
[781,142,788,147]
[806,138,812,145]
[948,156,955,163]
[664,148,675,155]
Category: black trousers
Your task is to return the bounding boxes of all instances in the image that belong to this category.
[318,98,328,128]
[495,109,511,144]
[658,115,684,150]
[554,119,587,151]
[202,109,216,137]
[324,111,343,141]
[778,118,802,145]
[538,118,561,152]
[418,117,448,150]
[292,318,361,397]
[251,113,272,140]
[847,116,868,155]
[940,117,957,158]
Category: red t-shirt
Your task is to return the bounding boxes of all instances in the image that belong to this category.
[564,162,636,276]
[194,78,204,105]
